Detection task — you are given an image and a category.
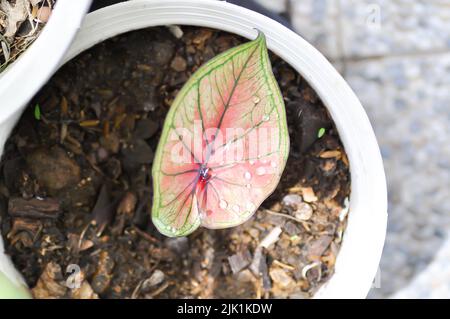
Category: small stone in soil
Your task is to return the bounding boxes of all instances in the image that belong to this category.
[133,118,159,139]
[122,139,154,171]
[283,221,301,236]
[170,55,187,72]
[27,146,81,194]
[228,249,252,274]
[152,41,175,65]
[143,269,165,290]
[282,194,302,207]
[294,202,313,220]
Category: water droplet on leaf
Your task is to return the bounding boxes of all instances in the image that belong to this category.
[219,199,228,209]
[244,171,252,180]
[252,96,260,104]
[256,167,266,175]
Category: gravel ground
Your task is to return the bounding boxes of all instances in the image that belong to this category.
[250,0,450,297]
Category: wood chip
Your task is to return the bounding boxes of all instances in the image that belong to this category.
[228,249,252,274]
[259,226,282,249]
[301,187,318,203]
[8,197,61,219]
[31,262,67,298]
[319,150,342,159]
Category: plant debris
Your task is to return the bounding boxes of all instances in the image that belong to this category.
[0,27,350,299]
[0,0,55,73]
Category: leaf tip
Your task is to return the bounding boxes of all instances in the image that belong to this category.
[253,28,267,46]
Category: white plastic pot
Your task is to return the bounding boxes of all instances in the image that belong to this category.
[0,0,387,299]
[0,0,92,298]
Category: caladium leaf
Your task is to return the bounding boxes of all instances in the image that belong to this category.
[152,32,289,237]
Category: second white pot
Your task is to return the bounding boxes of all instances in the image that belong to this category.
[1,0,387,299]
[0,0,92,298]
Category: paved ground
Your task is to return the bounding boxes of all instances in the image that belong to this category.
[250,0,450,298]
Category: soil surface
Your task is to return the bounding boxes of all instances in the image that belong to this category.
[0,27,350,299]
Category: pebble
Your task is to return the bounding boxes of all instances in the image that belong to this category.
[170,56,187,72]
[281,194,302,207]
[143,270,165,289]
[294,202,313,221]
[282,193,313,220]
[27,146,81,194]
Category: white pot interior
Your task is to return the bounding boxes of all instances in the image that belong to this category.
[0,0,387,299]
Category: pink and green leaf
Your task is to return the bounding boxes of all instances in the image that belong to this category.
[152,32,289,237]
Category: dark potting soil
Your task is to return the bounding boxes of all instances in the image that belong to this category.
[0,27,350,299]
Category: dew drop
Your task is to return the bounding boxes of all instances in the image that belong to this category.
[219,199,228,209]
[244,171,252,180]
[252,96,260,104]
[262,114,270,122]
[232,204,240,213]
[168,226,177,233]
[256,167,266,175]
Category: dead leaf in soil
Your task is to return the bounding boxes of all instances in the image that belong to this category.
[0,0,28,38]
[32,262,67,298]
[301,187,318,203]
[319,150,342,159]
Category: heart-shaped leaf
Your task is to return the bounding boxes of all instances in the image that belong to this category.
[152,32,289,237]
